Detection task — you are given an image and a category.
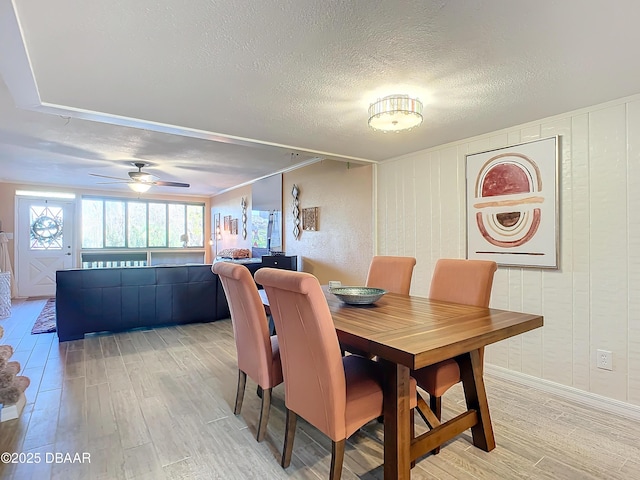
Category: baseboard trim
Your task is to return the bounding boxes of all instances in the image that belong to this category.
[485,364,640,421]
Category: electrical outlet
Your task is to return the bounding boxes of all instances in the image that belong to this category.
[597,349,613,370]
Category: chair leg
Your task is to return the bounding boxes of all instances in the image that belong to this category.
[281,408,297,468]
[330,439,346,480]
[430,395,442,454]
[234,370,247,415]
[256,387,272,442]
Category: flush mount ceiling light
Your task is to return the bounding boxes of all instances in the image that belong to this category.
[368,94,423,133]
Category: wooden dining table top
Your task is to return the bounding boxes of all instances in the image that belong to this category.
[322,286,543,370]
[260,286,543,370]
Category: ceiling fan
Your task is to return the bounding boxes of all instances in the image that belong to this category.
[90,162,190,192]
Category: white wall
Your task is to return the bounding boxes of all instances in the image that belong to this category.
[376,93,640,406]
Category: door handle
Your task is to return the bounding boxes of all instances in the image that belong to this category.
[65,253,72,256]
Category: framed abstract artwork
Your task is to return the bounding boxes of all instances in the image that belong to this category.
[465,136,559,268]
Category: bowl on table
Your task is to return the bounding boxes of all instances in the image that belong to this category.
[330,286,386,305]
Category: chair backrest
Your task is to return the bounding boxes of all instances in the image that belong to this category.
[212,262,276,388]
[365,255,416,295]
[254,267,347,441]
[428,259,498,307]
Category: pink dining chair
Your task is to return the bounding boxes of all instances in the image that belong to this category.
[342,255,417,359]
[365,255,416,295]
[255,267,407,480]
[212,261,283,442]
[412,258,497,453]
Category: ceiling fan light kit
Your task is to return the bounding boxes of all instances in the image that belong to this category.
[128,182,152,193]
[368,94,423,133]
[128,173,155,183]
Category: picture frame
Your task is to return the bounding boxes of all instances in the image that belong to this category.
[302,207,318,231]
[465,136,559,268]
[224,215,231,231]
[231,218,238,235]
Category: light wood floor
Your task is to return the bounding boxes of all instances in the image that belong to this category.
[1,298,640,479]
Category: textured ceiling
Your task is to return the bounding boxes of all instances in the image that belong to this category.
[1,0,640,196]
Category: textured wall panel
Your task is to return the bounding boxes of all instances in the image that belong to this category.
[521,270,543,377]
[507,269,524,372]
[401,159,417,262]
[540,117,574,385]
[589,104,628,400]
[487,267,510,368]
[571,114,591,391]
[627,100,640,404]
[413,154,432,298]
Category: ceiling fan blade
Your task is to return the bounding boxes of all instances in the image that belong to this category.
[90,173,129,181]
[90,170,188,188]
[95,181,131,184]
[152,180,190,188]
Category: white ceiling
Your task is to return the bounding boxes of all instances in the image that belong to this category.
[1,0,640,196]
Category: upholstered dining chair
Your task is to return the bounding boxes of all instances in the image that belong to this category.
[365,255,417,295]
[342,255,417,360]
[411,258,497,453]
[255,267,412,480]
[212,261,283,442]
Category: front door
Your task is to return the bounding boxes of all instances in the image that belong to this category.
[16,197,75,297]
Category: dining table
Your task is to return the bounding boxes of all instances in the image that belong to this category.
[260,286,543,480]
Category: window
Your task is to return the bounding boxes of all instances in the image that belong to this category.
[81,197,204,249]
[29,204,65,250]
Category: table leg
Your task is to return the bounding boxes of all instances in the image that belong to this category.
[458,349,496,451]
[380,359,411,480]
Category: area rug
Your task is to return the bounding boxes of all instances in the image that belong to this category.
[31,298,56,335]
